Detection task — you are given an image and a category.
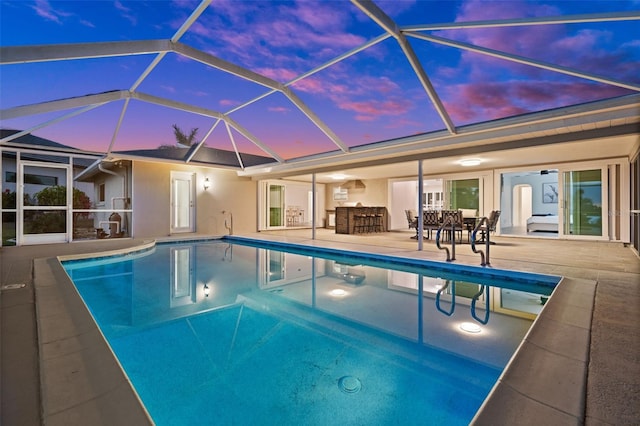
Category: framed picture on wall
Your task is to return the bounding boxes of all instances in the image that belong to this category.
[333,188,348,201]
[542,183,558,203]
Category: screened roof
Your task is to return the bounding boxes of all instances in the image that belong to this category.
[1,1,639,170]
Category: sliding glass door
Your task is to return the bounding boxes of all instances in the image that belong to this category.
[268,184,285,228]
[561,168,605,237]
[443,178,480,211]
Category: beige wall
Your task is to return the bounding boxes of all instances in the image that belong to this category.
[325,178,389,209]
[132,161,257,238]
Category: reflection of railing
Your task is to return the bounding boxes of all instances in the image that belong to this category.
[435,280,490,325]
[435,280,455,316]
[471,285,490,324]
[470,216,491,266]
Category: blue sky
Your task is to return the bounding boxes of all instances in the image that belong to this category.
[1,0,639,160]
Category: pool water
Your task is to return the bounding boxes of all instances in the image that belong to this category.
[62,238,558,425]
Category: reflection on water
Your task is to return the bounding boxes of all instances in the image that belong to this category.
[64,240,555,367]
[63,240,558,425]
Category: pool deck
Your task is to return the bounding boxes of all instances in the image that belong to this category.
[1,230,638,425]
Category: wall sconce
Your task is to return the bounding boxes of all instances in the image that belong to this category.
[203,178,210,190]
[203,283,210,297]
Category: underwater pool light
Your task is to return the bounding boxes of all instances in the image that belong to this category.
[329,288,347,297]
[460,322,481,333]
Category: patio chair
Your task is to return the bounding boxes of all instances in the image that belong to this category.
[440,210,464,243]
[405,209,418,230]
[423,210,441,240]
[479,210,501,243]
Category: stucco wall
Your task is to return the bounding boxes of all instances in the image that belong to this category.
[132,161,257,238]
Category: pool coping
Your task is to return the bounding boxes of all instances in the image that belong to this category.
[37,237,595,425]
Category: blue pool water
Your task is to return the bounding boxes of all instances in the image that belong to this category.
[62,238,559,425]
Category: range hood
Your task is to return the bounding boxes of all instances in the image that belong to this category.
[342,179,366,189]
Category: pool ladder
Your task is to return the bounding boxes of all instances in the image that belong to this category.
[435,216,458,262]
[470,217,491,266]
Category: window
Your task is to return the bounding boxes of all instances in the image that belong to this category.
[98,183,105,203]
[5,171,58,186]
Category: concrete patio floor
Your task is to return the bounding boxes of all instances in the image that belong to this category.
[1,230,638,425]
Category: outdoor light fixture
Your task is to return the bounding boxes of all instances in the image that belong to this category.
[459,159,481,167]
[203,178,210,190]
[459,322,481,333]
[203,283,210,297]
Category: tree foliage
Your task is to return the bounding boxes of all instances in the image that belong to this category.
[172,124,199,147]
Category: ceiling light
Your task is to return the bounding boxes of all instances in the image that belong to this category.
[459,159,481,167]
[331,174,346,180]
[459,322,481,333]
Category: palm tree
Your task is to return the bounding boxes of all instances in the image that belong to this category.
[171,124,199,148]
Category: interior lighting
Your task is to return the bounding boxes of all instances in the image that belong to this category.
[459,322,482,333]
[203,177,211,190]
[329,288,347,297]
[331,174,346,180]
[203,283,210,297]
[459,159,481,167]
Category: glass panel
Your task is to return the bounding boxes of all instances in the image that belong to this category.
[2,212,16,246]
[563,169,602,236]
[173,178,191,228]
[269,184,284,227]
[24,165,67,206]
[445,178,479,210]
[23,210,66,234]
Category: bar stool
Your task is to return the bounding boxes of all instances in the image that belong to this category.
[374,208,384,232]
[354,212,368,233]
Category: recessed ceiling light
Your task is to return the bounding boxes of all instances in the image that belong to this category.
[459,159,481,167]
[330,288,347,297]
[459,322,482,333]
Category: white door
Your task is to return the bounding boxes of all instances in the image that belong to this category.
[170,172,195,233]
[20,162,71,245]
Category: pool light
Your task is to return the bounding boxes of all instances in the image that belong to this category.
[329,288,348,297]
[459,322,482,333]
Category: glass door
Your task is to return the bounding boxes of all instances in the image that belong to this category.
[443,178,480,211]
[20,162,71,245]
[170,172,195,233]
[268,184,285,228]
[561,168,605,237]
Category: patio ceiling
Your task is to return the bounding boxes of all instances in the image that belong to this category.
[1,1,639,174]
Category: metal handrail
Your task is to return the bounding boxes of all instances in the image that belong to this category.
[470,216,491,266]
[435,216,457,262]
[471,285,490,325]
[435,280,455,316]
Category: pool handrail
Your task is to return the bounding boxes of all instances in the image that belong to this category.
[470,216,491,266]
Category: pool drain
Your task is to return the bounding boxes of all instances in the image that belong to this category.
[338,376,362,394]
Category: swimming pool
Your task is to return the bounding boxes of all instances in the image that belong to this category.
[62,237,559,425]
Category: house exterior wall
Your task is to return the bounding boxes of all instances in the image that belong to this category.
[131,160,258,238]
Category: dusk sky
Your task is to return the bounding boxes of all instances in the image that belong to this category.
[1,0,639,160]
